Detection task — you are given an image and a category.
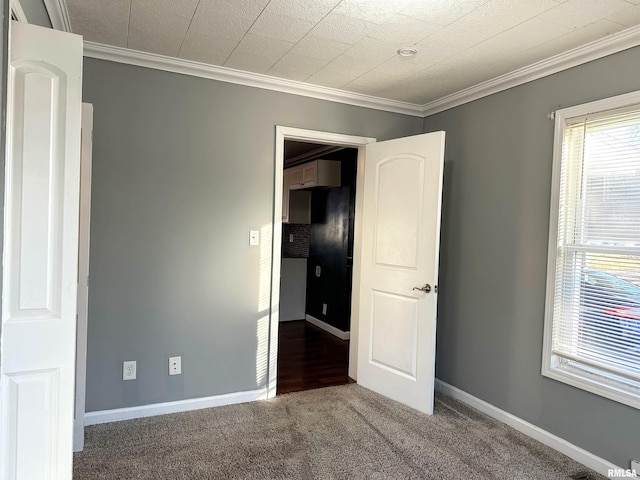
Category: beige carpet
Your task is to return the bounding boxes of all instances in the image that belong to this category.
[74,384,604,479]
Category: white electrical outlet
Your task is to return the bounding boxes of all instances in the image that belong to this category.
[631,460,639,473]
[169,356,182,375]
[322,303,327,315]
[123,361,136,380]
[289,234,294,243]
[316,266,321,277]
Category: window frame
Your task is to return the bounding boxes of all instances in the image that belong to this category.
[542,90,640,410]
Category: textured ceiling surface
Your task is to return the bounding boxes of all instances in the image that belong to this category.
[66,0,640,104]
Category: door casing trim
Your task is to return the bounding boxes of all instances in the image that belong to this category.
[269,126,375,397]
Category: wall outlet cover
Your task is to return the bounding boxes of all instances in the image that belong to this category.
[123,361,136,380]
[289,234,294,243]
[169,356,182,375]
[322,303,327,315]
[315,266,321,277]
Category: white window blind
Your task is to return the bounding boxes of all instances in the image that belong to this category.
[546,100,640,407]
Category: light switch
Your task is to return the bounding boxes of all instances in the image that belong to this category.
[249,230,259,246]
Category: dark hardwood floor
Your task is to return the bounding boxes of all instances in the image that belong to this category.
[277,320,354,395]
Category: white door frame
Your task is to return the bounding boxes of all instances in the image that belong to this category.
[268,126,375,398]
[74,103,93,452]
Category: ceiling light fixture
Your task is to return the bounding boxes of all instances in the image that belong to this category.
[397,47,418,57]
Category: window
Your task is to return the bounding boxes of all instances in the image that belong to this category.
[543,91,640,409]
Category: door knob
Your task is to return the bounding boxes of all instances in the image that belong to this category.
[413,284,431,293]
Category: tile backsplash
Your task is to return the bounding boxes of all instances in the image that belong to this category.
[282,224,310,258]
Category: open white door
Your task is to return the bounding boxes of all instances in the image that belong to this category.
[356,132,445,415]
[0,21,82,479]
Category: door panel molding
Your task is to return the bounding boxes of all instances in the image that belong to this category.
[373,154,425,270]
[8,61,66,322]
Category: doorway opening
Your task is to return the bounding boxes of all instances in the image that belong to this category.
[277,140,358,395]
[268,127,376,398]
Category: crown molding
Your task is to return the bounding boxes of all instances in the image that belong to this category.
[83,42,425,117]
[50,0,640,119]
[421,24,640,117]
[43,0,72,32]
[83,24,640,120]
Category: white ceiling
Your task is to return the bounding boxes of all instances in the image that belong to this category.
[65,0,640,105]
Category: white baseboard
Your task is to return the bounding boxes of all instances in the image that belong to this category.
[84,388,268,426]
[306,314,350,340]
[434,379,621,477]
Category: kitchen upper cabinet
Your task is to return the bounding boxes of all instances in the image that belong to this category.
[283,159,340,224]
[302,162,317,186]
[289,165,303,187]
[288,159,341,190]
[283,169,311,224]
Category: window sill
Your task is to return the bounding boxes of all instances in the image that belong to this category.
[542,360,640,411]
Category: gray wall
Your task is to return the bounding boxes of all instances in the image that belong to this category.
[424,46,640,468]
[82,57,422,412]
[19,0,50,27]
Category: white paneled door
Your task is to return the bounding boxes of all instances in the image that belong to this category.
[357,132,445,415]
[0,21,82,479]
